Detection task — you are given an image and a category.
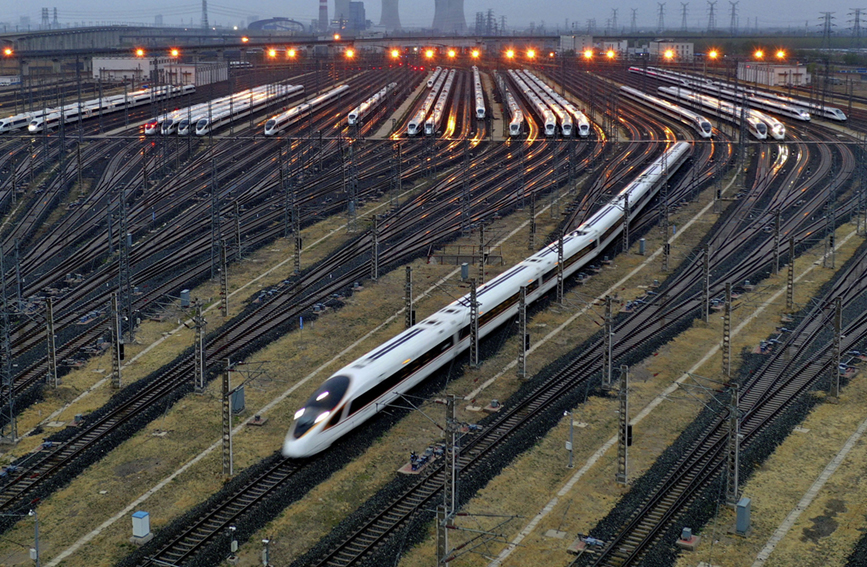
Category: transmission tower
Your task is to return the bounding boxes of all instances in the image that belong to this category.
[851,8,864,47]
[681,2,689,31]
[612,8,619,32]
[729,1,739,35]
[657,2,666,32]
[707,0,717,31]
[821,12,835,50]
[201,0,209,29]
[631,8,638,32]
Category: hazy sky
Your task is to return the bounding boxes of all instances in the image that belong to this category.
[2,0,852,33]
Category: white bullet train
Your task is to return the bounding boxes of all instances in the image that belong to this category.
[427,67,443,89]
[656,86,770,140]
[521,70,592,138]
[282,140,693,458]
[505,86,524,137]
[619,86,713,139]
[408,68,448,136]
[26,85,196,134]
[264,85,349,136]
[473,66,486,119]
[514,69,572,136]
[629,66,825,121]
[509,70,557,137]
[348,82,396,126]
[425,69,456,135]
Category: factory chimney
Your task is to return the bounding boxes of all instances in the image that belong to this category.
[379,0,401,30]
[432,0,466,34]
[319,0,329,31]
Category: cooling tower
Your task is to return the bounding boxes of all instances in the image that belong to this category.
[432,0,466,34]
[379,0,401,30]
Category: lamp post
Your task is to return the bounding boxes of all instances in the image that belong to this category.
[564,410,574,468]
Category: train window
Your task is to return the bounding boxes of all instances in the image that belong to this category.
[292,375,350,439]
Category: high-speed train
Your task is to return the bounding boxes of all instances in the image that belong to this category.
[427,67,443,89]
[348,82,396,126]
[515,69,572,136]
[509,70,557,136]
[264,85,349,136]
[521,70,592,137]
[473,66,486,119]
[629,66,823,121]
[27,85,196,134]
[619,86,713,139]
[282,140,693,457]
[656,86,768,140]
[635,64,846,121]
[425,69,456,135]
[408,68,448,136]
[504,85,524,137]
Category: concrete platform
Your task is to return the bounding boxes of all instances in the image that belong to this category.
[675,535,701,550]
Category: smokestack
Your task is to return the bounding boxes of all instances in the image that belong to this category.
[432,0,466,34]
[334,0,350,29]
[319,0,328,31]
[379,0,401,30]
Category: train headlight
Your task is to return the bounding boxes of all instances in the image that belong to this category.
[294,408,305,419]
[314,411,330,424]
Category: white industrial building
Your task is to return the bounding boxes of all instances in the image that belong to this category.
[559,35,593,54]
[92,57,227,86]
[649,40,694,61]
[737,61,811,87]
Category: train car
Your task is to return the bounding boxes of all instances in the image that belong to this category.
[523,71,592,137]
[282,140,693,457]
[473,66,486,119]
[508,70,557,137]
[517,70,572,136]
[427,67,443,88]
[656,86,766,140]
[27,104,94,133]
[408,69,448,136]
[348,82,397,126]
[620,86,713,139]
[0,112,34,133]
[424,69,456,136]
[632,65,820,122]
[264,85,350,136]
[505,89,524,137]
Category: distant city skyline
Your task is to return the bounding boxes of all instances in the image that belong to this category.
[0,0,858,34]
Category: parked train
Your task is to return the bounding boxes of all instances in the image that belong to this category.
[629,66,825,121]
[282,140,693,457]
[508,70,557,136]
[408,68,448,136]
[264,85,349,136]
[427,67,443,89]
[473,66,486,119]
[504,85,524,137]
[522,70,592,137]
[656,86,769,140]
[425,69,456,135]
[24,85,195,134]
[515,69,572,136]
[348,82,396,126]
[619,86,713,139]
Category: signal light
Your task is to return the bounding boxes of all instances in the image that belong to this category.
[391,49,400,59]
[506,49,515,59]
[471,49,480,58]
[345,48,355,58]
[583,49,593,60]
[425,49,434,59]
[287,48,296,58]
[268,48,277,58]
[447,49,456,58]
[527,49,536,59]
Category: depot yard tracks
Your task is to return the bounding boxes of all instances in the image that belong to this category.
[0,62,860,567]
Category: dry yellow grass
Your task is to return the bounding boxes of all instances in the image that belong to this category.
[391,223,864,566]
